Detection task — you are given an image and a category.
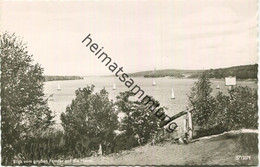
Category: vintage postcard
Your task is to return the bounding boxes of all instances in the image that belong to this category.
[1,0,258,166]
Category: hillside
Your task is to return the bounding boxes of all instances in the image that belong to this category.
[200,64,257,79]
[129,69,203,78]
[58,130,258,165]
[129,64,257,79]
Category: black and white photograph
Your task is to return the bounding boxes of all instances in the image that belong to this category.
[1,0,258,165]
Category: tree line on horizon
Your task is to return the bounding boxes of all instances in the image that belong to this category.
[144,73,184,78]
[44,75,83,82]
[131,64,258,79]
[189,64,258,79]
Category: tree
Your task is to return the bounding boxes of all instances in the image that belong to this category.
[116,91,161,146]
[207,92,230,133]
[227,86,258,130]
[188,72,258,138]
[1,32,54,165]
[188,72,215,130]
[60,85,118,156]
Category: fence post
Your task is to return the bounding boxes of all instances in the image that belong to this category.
[187,111,193,139]
[183,116,187,133]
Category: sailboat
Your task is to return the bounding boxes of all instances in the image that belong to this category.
[57,84,61,91]
[113,83,116,90]
[152,80,156,86]
[171,89,175,99]
[216,85,220,89]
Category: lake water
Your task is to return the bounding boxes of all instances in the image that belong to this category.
[44,77,257,132]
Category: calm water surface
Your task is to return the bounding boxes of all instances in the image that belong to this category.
[44,77,257,131]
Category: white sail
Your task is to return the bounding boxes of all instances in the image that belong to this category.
[57,84,61,91]
[113,83,116,90]
[171,89,175,99]
[152,80,156,86]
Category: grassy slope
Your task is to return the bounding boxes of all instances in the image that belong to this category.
[61,132,258,166]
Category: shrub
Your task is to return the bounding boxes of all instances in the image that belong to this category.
[116,91,162,146]
[188,73,216,130]
[60,85,118,156]
[227,86,258,130]
[189,73,258,138]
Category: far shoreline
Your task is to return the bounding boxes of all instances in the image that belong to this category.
[100,75,257,82]
[44,75,84,82]
[45,75,257,84]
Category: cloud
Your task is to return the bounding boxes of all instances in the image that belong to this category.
[166,8,257,41]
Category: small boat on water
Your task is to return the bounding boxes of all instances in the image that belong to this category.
[171,89,175,99]
[152,80,156,86]
[57,84,61,91]
[113,83,116,90]
[216,85,220,89]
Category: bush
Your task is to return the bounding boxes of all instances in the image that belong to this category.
[227,86,258,130]
[116,91,162,146]
[60,85,118,157]
[189,73,258,138]
[188,73,215,130]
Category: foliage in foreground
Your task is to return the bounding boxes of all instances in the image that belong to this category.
[60,86,119,156]
[189,73,258,138]
[116,91,162,146]
[1,32,55,165]
[59,89,163,158]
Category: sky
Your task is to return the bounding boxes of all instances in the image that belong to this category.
[1,0,258,76]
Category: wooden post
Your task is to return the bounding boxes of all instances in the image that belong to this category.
[183,116,187,134]
[187,111,193,139]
